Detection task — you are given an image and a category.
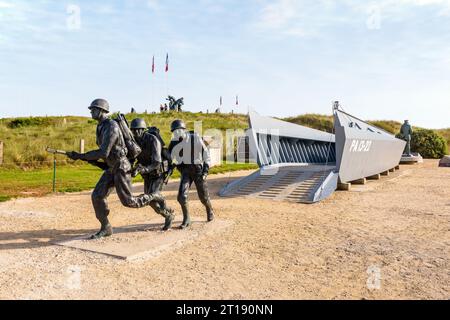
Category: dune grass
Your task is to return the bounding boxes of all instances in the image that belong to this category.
[0,112,448,201]
[437,128,450,149]
[0,162,257,200]
[0,112,249,169]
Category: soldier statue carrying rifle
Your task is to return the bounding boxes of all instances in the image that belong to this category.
[63,99,170,239]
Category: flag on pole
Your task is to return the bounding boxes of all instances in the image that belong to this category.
[152,55,155,74]
[165,53,169,72]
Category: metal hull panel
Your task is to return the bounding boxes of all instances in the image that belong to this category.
[249,110,335,143]
[248,111,336,167]
[334,109,406,183]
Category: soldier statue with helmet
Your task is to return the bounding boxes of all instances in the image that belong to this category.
[168,119,215,229]
[130,118,175,230]
[66,99,172,239]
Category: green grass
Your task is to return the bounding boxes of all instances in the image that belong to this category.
[0,112,448,201]
[0,162,257,200]
[284,114,334,133]
[1,112,447,169]
[437,128,450,150]
[283,114,410,135]
[0,195,11,202]
[0,112,249,169]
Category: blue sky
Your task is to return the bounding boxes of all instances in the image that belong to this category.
[0,0,449,128]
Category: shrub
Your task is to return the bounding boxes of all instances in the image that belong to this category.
[397,129,448,159]
[7,117,54,129]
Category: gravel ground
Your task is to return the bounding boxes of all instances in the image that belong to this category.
[0,160,448,300]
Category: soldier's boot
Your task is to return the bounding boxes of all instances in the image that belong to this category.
[162,208,175,231]
[207,209,215,222]
[180,204,191,229]
[202,198,215,222]
[90,222,113,240]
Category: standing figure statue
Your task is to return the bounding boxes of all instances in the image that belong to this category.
[399,120,413,156]
[168,120,215,229]
[130,118,174,230]
[167,96,176,111]
[166,95,184,112]
[177,98,184,112]
[66,99,164,239]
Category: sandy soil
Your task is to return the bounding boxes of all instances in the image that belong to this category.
[0,160,448,300]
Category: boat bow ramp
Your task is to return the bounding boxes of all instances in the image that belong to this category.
[219,107,405,203]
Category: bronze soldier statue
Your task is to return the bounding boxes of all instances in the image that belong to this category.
[67,99,166,239]
[130,118,174,230]
[400,120,413,156]
[168,120,215,229]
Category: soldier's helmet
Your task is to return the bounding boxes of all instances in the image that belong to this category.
[170,119,186,132]
[130,118,147,130]
[88,99,110,113]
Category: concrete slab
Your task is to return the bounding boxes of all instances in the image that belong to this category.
[349,169,412,193]
[55,219,233,261]
[439,155,450,167]
[400,153,424,164]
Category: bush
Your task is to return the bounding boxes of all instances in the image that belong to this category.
[397,130,448,159]
[7,117,54,129]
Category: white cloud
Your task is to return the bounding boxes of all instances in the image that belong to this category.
[259,0,298,28]
[147,0,159,10]
[0,1,14,9]
[254,0,450,37]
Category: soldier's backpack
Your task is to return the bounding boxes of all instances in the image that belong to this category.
[148,126,172,172]
[113,113,142,160]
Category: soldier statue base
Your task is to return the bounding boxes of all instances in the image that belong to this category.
[400,153,423,164]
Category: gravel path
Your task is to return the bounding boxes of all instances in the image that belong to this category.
[0,161,448,299]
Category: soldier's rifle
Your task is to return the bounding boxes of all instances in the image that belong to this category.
[163,165,175,185]
[46,147,109,170]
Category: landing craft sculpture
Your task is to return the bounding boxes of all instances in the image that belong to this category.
[220,110,339,203]
[333,104,406,183]
[220,103,406,203]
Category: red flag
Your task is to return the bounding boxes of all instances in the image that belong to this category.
[165,53,169,72]
[152,55,155,74]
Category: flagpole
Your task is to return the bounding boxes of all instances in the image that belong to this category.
[165,53,169,98]
[151,55,154,112]
[166,72,168,97]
